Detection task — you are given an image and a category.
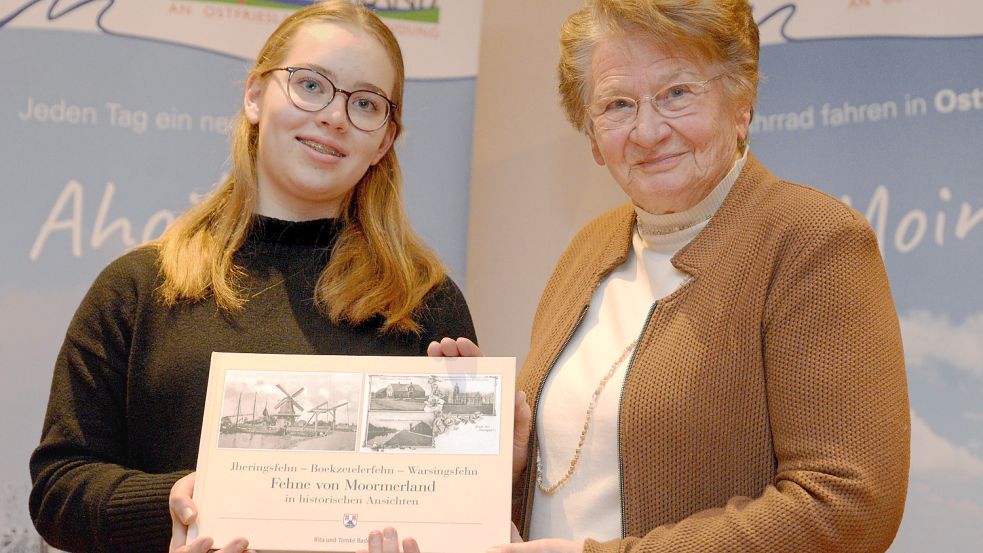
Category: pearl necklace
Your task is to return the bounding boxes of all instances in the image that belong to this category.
[536,337,639,495]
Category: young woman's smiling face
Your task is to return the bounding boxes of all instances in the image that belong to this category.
[245,21,397,221]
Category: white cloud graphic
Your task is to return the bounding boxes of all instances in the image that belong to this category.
[753,1,983,46]
[900,311,983,379]
[893,481,983,552]
[910,410,983,480]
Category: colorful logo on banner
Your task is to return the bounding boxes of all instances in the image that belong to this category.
[1,0,477,79]
[2,0,440,26]
[183,1,441,24]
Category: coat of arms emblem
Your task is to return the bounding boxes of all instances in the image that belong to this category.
[343,513,358,528]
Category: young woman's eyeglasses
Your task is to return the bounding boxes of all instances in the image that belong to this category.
[587,74,726,130]
[264,66,397,132]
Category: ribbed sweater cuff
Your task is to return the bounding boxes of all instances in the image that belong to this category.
[584,537,638,553]
[105,470,190,551]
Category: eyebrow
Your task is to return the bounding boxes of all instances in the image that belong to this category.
[294,62,389,97]
[593,68,706,97]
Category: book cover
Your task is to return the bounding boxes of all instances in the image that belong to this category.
[190,352,516,553]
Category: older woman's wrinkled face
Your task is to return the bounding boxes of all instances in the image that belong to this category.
[587,32,750,215]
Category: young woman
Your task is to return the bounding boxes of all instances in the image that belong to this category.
[29,3,476,552]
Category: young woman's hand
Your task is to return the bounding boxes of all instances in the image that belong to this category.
[428,339,532,481]
[168,472,252,553]
[427,336,483,357]
[357,527,420,553]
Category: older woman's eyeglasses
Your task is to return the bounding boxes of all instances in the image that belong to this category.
[263,67,397,132]
[587,74,725,130]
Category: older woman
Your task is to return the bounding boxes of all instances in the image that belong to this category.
[394,1,909,553]
[506,0,909,552]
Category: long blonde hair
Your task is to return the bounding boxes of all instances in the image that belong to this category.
[155,0,445,334]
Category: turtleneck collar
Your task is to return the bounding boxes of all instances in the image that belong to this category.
[634,149,748,243]
[247,215,342,249]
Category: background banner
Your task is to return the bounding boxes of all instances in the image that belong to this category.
[750,1,983,550]
[0,1,482,550]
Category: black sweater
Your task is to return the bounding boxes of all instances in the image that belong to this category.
[29,217,477,553]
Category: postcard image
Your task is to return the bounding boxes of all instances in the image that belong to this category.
[217,369,361,452]
[362,374,500,454]
[363,411,435,450]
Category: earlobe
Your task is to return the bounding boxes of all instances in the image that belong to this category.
[244,74,263,125]
[371,122,397,165]
[585,122,607,166]
[590,135,606,166]
[736,106,752,144]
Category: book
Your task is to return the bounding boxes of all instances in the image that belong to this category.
[190,352,516,553]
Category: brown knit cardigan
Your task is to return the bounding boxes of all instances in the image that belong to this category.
[513,155,910,552]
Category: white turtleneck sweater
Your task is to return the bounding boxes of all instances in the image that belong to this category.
[529,152,747,543]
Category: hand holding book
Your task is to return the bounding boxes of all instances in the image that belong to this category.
[168,473,252,553]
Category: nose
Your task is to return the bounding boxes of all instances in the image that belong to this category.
[317,93,349,129]
[629,99,670,146]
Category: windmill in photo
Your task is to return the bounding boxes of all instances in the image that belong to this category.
[273,384,305,429]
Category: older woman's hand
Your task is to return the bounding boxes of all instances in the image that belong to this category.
[427,336,483,357]
[487,540,582,553]
[486,529,581,553]
[357,527,420,553]
[168,472,252,553]
[513,390,532,482]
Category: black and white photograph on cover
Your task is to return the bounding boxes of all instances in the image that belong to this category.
[217,369,361,451]
[361,374,501,454]
[363,411,436,450]
[368,375,430,411]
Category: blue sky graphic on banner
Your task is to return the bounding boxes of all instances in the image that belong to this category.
[0,1,482,550]
[750,1,983,550]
